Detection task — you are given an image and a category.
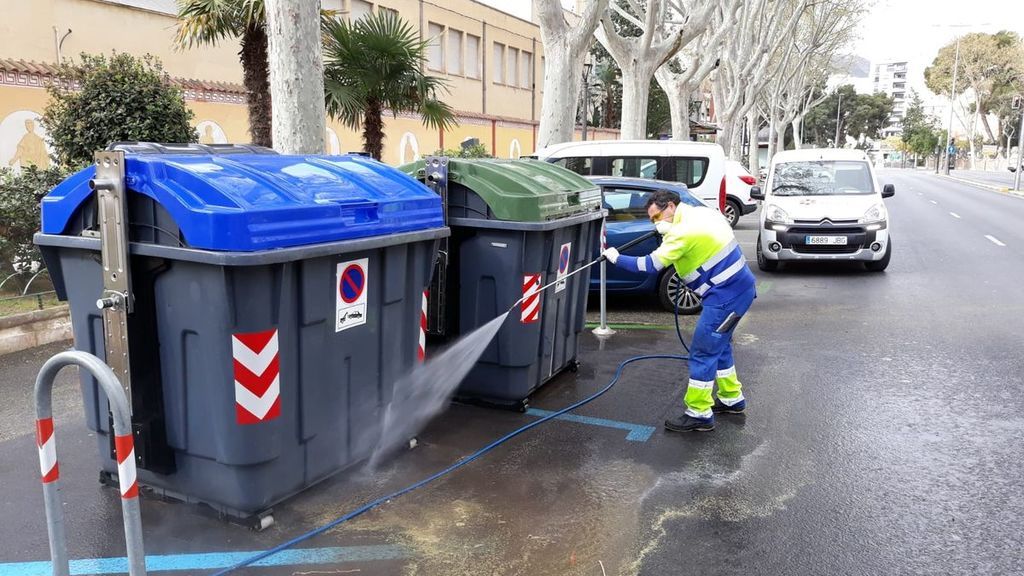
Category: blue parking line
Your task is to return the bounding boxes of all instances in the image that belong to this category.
[525,408,656,442]
[0,545,407,576]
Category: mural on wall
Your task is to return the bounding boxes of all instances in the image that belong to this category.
[399,132,420,165]
[1,111,52,170]
[509,138,522,159]
[195,120,228,144]
[325,128,341,155]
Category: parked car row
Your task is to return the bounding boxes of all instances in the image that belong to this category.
[527,141,896,311]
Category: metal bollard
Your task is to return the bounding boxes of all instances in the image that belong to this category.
[34,350,147,576]
[593,219,615,338]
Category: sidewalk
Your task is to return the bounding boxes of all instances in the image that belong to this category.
[933,171,1024,198]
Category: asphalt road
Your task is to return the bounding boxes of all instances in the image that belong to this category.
[1,168,1022,575]
[634,168,1024,575]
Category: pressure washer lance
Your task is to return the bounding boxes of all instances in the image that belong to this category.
[507,230,660,312]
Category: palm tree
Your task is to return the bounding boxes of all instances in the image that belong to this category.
[323,11,457,161]
[175,0,272,147]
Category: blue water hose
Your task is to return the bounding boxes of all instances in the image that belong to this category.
[210,258,693,575]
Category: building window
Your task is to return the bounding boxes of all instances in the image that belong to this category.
[447,29,463,75]
[322,0,343,12]
[507,47,519,86]
[493,42,505,84]
[466,34,480,79]
[427,22,444,71]
[379,6,398,18]
[349,0,373,20]
[520,51,532,88]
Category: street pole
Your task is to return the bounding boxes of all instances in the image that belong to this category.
[943,36,961,175]
[834,93,844,148]
[1015,104,1024,191]
[593,221,614,338]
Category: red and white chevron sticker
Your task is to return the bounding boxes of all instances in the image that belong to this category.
[232,328,281,425]
[418,290,428,362]
[115,433,138,499]
[521,274,541,323]
[36,417,59,484]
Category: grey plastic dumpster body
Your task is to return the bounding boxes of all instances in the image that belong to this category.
[401,158,604,407]
[35,145,447,519]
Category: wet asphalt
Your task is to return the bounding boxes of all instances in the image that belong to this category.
[1,168,1022,575]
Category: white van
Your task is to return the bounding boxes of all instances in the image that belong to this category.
[751,148,894,272]
[534,140,728,218]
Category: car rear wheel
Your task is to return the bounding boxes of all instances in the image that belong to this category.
[865,240,891,272]
[756,234,779,272]
[659,271,702,314]
[724,198,741,228]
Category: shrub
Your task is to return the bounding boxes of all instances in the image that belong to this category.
[42,53,196,170]
[0,165,67,273]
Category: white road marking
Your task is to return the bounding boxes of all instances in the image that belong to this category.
[949,212,961,219]
[985,235,1006,247]
[917,192,923,196]
[930,200,938,205]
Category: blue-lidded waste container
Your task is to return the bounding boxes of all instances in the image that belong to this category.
[35,144,447,521]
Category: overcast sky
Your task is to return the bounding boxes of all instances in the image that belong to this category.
[478,0,1024,101]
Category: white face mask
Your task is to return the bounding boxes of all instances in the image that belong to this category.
[656,220,672,235]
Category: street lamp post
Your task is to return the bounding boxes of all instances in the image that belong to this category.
[1015,100,1024,192]
[581,62,592,141]
[834,92,843,148]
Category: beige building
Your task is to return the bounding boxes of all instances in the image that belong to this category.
[0,0,616,168]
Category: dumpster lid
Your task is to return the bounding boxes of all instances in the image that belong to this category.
[41,152,444,252]
[400,158,602,222]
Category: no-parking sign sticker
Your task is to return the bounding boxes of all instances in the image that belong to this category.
[336,258,368,332]
[555,242,571,293]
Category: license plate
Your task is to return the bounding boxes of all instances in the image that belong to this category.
[805,235,848,245]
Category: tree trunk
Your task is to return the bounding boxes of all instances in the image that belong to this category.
[655,68,691,141]
[676,91,692,141]
[264,0,326,154]
[967,107,979,170]
[536,44,583,149]
[792,116,803,149]
[774,124,786,157]
[746,109,759,177]
[730,121,744,160]
[979,108,996,144]
[362,99,384,160]
[620,64,654,139]
[718,118,733,157]
[240,25,272,148]
[534,0,607,149]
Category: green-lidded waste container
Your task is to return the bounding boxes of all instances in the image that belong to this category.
[34,143,448,521]
[400,157,603,408]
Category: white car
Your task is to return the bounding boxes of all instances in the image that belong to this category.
[533,140,728,218]
[750,148,894,272]
[724,160,759,228]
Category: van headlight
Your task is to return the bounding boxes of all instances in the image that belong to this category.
[859,203,887,225]
[765,205,793,225]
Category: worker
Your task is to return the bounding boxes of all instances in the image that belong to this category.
[603,190,756,432]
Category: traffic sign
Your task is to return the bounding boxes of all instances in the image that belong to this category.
[339,263,365,304]
[336,258,369,332]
